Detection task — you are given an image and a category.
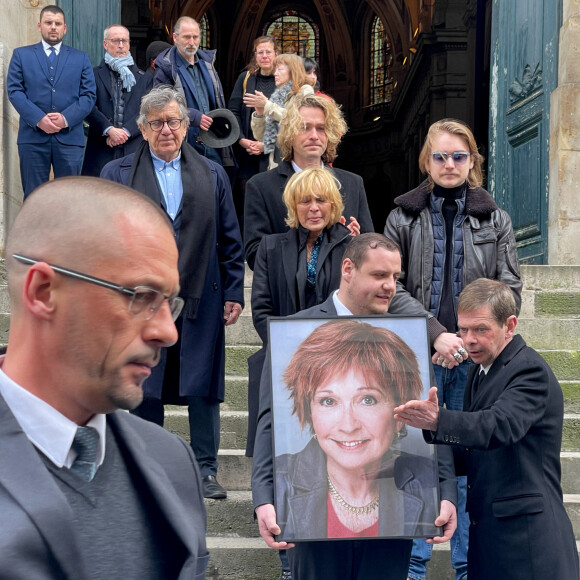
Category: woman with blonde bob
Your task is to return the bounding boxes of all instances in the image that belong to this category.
[275,319,437,543]
[243,53,314,169]
[247,167,357,456]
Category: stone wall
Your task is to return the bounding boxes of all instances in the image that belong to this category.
[549,0,580,264]
[0,0,46,255]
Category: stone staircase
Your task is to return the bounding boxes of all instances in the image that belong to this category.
[0,260,577,578]
[197,264,580,579]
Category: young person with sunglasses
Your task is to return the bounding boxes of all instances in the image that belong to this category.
[384,118,522,580]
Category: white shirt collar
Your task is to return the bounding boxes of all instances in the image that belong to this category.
[291,159,325,174]
[41,40,62,56]
[479,364,492,375]
[0,368,106,468]
[332,290,353,316]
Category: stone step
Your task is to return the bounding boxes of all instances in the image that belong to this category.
[204,491,580,539]
[563,382,580,413]
[223,377,249,412]
[520,265,580,292]
[165,408,249,450]
[539,350,580,382]
[204,533,580,580]
[226,315,580,352]
[226,345,260,376]
[225,315,260,346]
[564,414,580,451]
[517,320,580,350]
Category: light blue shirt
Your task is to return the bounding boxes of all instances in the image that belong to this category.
[0,368,106,469]
[150,151,183,220]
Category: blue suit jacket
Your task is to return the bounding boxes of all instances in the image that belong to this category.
[7,42,96,146]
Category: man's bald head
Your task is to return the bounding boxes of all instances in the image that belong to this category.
[6,177,174,302]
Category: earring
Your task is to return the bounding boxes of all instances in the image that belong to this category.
[394,425,407,440]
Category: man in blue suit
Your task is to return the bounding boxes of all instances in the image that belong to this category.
[154,16,236,174]
[7,5,96,198]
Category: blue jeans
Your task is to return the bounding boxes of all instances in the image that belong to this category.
[407,361,471,580]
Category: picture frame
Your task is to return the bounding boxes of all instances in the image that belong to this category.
[269,315,441,542]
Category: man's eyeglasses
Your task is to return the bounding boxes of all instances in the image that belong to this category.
[144,118,185,132]
[106,38,130,45]
[12,254,184,322]
[431,151,471,165]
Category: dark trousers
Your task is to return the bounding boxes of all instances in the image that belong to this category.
[19,140,84,198]
[287,539,412,580]
[131,395,220,478]
[130,317,221,478]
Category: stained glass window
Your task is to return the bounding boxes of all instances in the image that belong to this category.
[265,10,319,59]
[370,16,394,105]
[199,14,210,49]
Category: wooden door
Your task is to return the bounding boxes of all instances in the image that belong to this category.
[57,0,121,66]
[488,0,561,264]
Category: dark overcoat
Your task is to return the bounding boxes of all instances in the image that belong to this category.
[100,145,244,401]
[82,60,153,176]
[428,334,579,579]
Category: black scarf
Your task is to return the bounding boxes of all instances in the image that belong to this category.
[128,141,216,319]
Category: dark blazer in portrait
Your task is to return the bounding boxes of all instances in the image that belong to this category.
[7,42,95,146]
[244,160,374,269]
[276,438,438,541]
[81,60,153,176]
[428,334,579,580]
[0,393,208,578]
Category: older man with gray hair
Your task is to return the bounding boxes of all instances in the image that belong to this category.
[101,85,244,500]
[82,24,153,177]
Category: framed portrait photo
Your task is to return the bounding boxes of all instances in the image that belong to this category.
[269,315,440,542]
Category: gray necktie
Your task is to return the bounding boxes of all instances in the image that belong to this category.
[70,426,99,482]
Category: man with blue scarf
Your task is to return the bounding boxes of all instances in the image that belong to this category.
[82,25,153,177]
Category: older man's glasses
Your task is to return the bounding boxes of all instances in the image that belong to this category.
[106,38,130,45]
[12,254,184,321]
[145,118,185,132]
[431,151,471,165]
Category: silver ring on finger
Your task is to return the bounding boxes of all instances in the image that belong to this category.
[437,357,444,364]
[453,352,463,362]
[442,360,448,368]
[458,347,467,356]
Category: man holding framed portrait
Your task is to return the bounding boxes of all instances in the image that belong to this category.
[252,233,457,579]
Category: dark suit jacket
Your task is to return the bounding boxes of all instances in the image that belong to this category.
[7,42,96,146]
[0,393,208,579]
[81,60,153,176]
[244,160,374,269]
[428,334,579,579]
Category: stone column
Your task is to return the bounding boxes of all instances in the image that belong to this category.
[549,0,580,264]
[0,0,46,255]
